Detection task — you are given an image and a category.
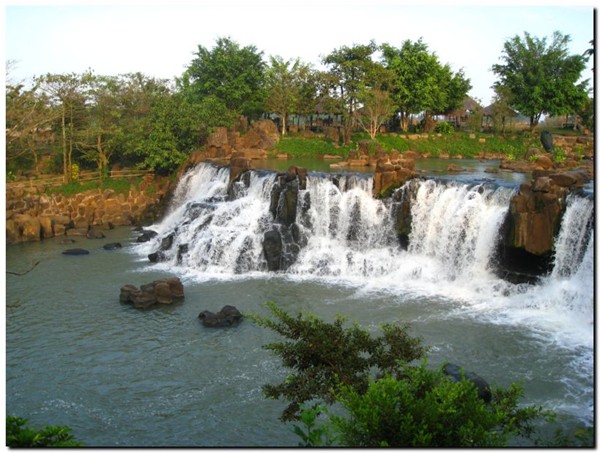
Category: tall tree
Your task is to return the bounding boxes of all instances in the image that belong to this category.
[491,31,589,130]
[265,56,311,135]
[322,41,378,144]
[6,81,57,173]
[355,63,396,139]
[78,74,123,174]
[37,72,93,181]
[183,37,266,119]
[381,39,471,131]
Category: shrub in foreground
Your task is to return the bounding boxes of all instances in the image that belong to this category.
[6,416,82,447]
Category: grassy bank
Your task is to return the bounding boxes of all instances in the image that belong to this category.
[272,131,543,160]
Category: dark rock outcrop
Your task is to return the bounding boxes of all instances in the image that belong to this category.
[119,276,184,309]
[540,130,553,152]
[136,229,158,243]
[62,248,90,255]
[443,363,492,403]
[262,167,308,271]
[198,305,243,327]
[263,229,283,271]
[103,242,122,250]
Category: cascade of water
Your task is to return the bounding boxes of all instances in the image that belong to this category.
[407,180,515,280]
[290,175,395,277]
[551,194,594,278]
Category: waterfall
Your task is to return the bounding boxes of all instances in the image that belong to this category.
[551,194,594,278]
[407,180,514,280]
[133,162,593,424]
[139,163,593,286]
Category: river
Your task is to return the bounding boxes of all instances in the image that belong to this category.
[5,161,594,446]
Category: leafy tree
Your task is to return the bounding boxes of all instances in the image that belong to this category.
[492,31,589,130]
[328,363,548,447]
[37,72,93,182]
[6,81,57,173]
[6,416,82,447]
[381,39,471,131]
[322,41,379,144]
[183,37,266,118]
[487,85,518,134]
[265,56,312,135]
[78,74,123,174]
[251,301,427,421]
[355,63,396,139]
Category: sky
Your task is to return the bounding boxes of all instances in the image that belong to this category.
[2,1,596,106]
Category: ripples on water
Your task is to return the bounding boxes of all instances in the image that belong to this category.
[6,163,594,446]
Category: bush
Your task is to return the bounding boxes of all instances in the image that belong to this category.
[250,302,427,421]
[254,305,558,447]
[326,362,548,447]
[6,416,82,447]
[434,121,454,134]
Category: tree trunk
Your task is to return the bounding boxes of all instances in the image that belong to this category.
[61,106,68,183]
[281,112,287,136]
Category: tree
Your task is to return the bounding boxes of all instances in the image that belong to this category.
[265,56,312,135]
[354,63,396,139]
[325,364,548,447]
[37,72,93,182]
[322,41,379,144]
[6,81,57,173]
[254,305,552,447]
[183,37,266,119]
[381,39,471,131]
[251,301,427,421]
[492,31,589,130]
[78,74,123,174]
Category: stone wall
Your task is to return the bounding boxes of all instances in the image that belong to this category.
[6,175,172,244]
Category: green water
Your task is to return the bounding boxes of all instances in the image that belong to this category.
[5,226,592,446]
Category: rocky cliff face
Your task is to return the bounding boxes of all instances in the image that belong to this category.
[6,175,171,244]
[497,169,590,279]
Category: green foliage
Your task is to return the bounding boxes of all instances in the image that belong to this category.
[274,136,352,157]
[291,404,337,447]
[381,39,471,131]
[434,121,454,134]
[183,36,267,118]
[325,362,549,447]
[552,146,568,163]
[250,302,427,421]
[492,31,590,129]
[46,177,135,196]
[7,416,82,447]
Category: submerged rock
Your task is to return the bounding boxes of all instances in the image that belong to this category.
[62,248,90,255]
[443,363,492,403]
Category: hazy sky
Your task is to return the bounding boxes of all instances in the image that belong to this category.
[3,1,595,106]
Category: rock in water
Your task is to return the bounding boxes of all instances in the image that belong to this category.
[62,248,90,255]
[443,363,492,403]
[119,276,184,309]
[198,305,243,327]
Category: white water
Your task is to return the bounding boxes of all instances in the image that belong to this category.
[141,163,594,346]
[138,162,594,422]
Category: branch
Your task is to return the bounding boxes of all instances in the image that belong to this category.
[7,260,41,276]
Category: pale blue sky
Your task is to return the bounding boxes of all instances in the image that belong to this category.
[3,1,595,106]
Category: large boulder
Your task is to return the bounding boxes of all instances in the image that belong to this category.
[263,229,283,271]
[373,157,417,198]
[497,174,570,280]
[198,305,243,327]
[119,276,184,309]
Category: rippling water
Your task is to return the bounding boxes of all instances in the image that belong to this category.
[6,163,594,446]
